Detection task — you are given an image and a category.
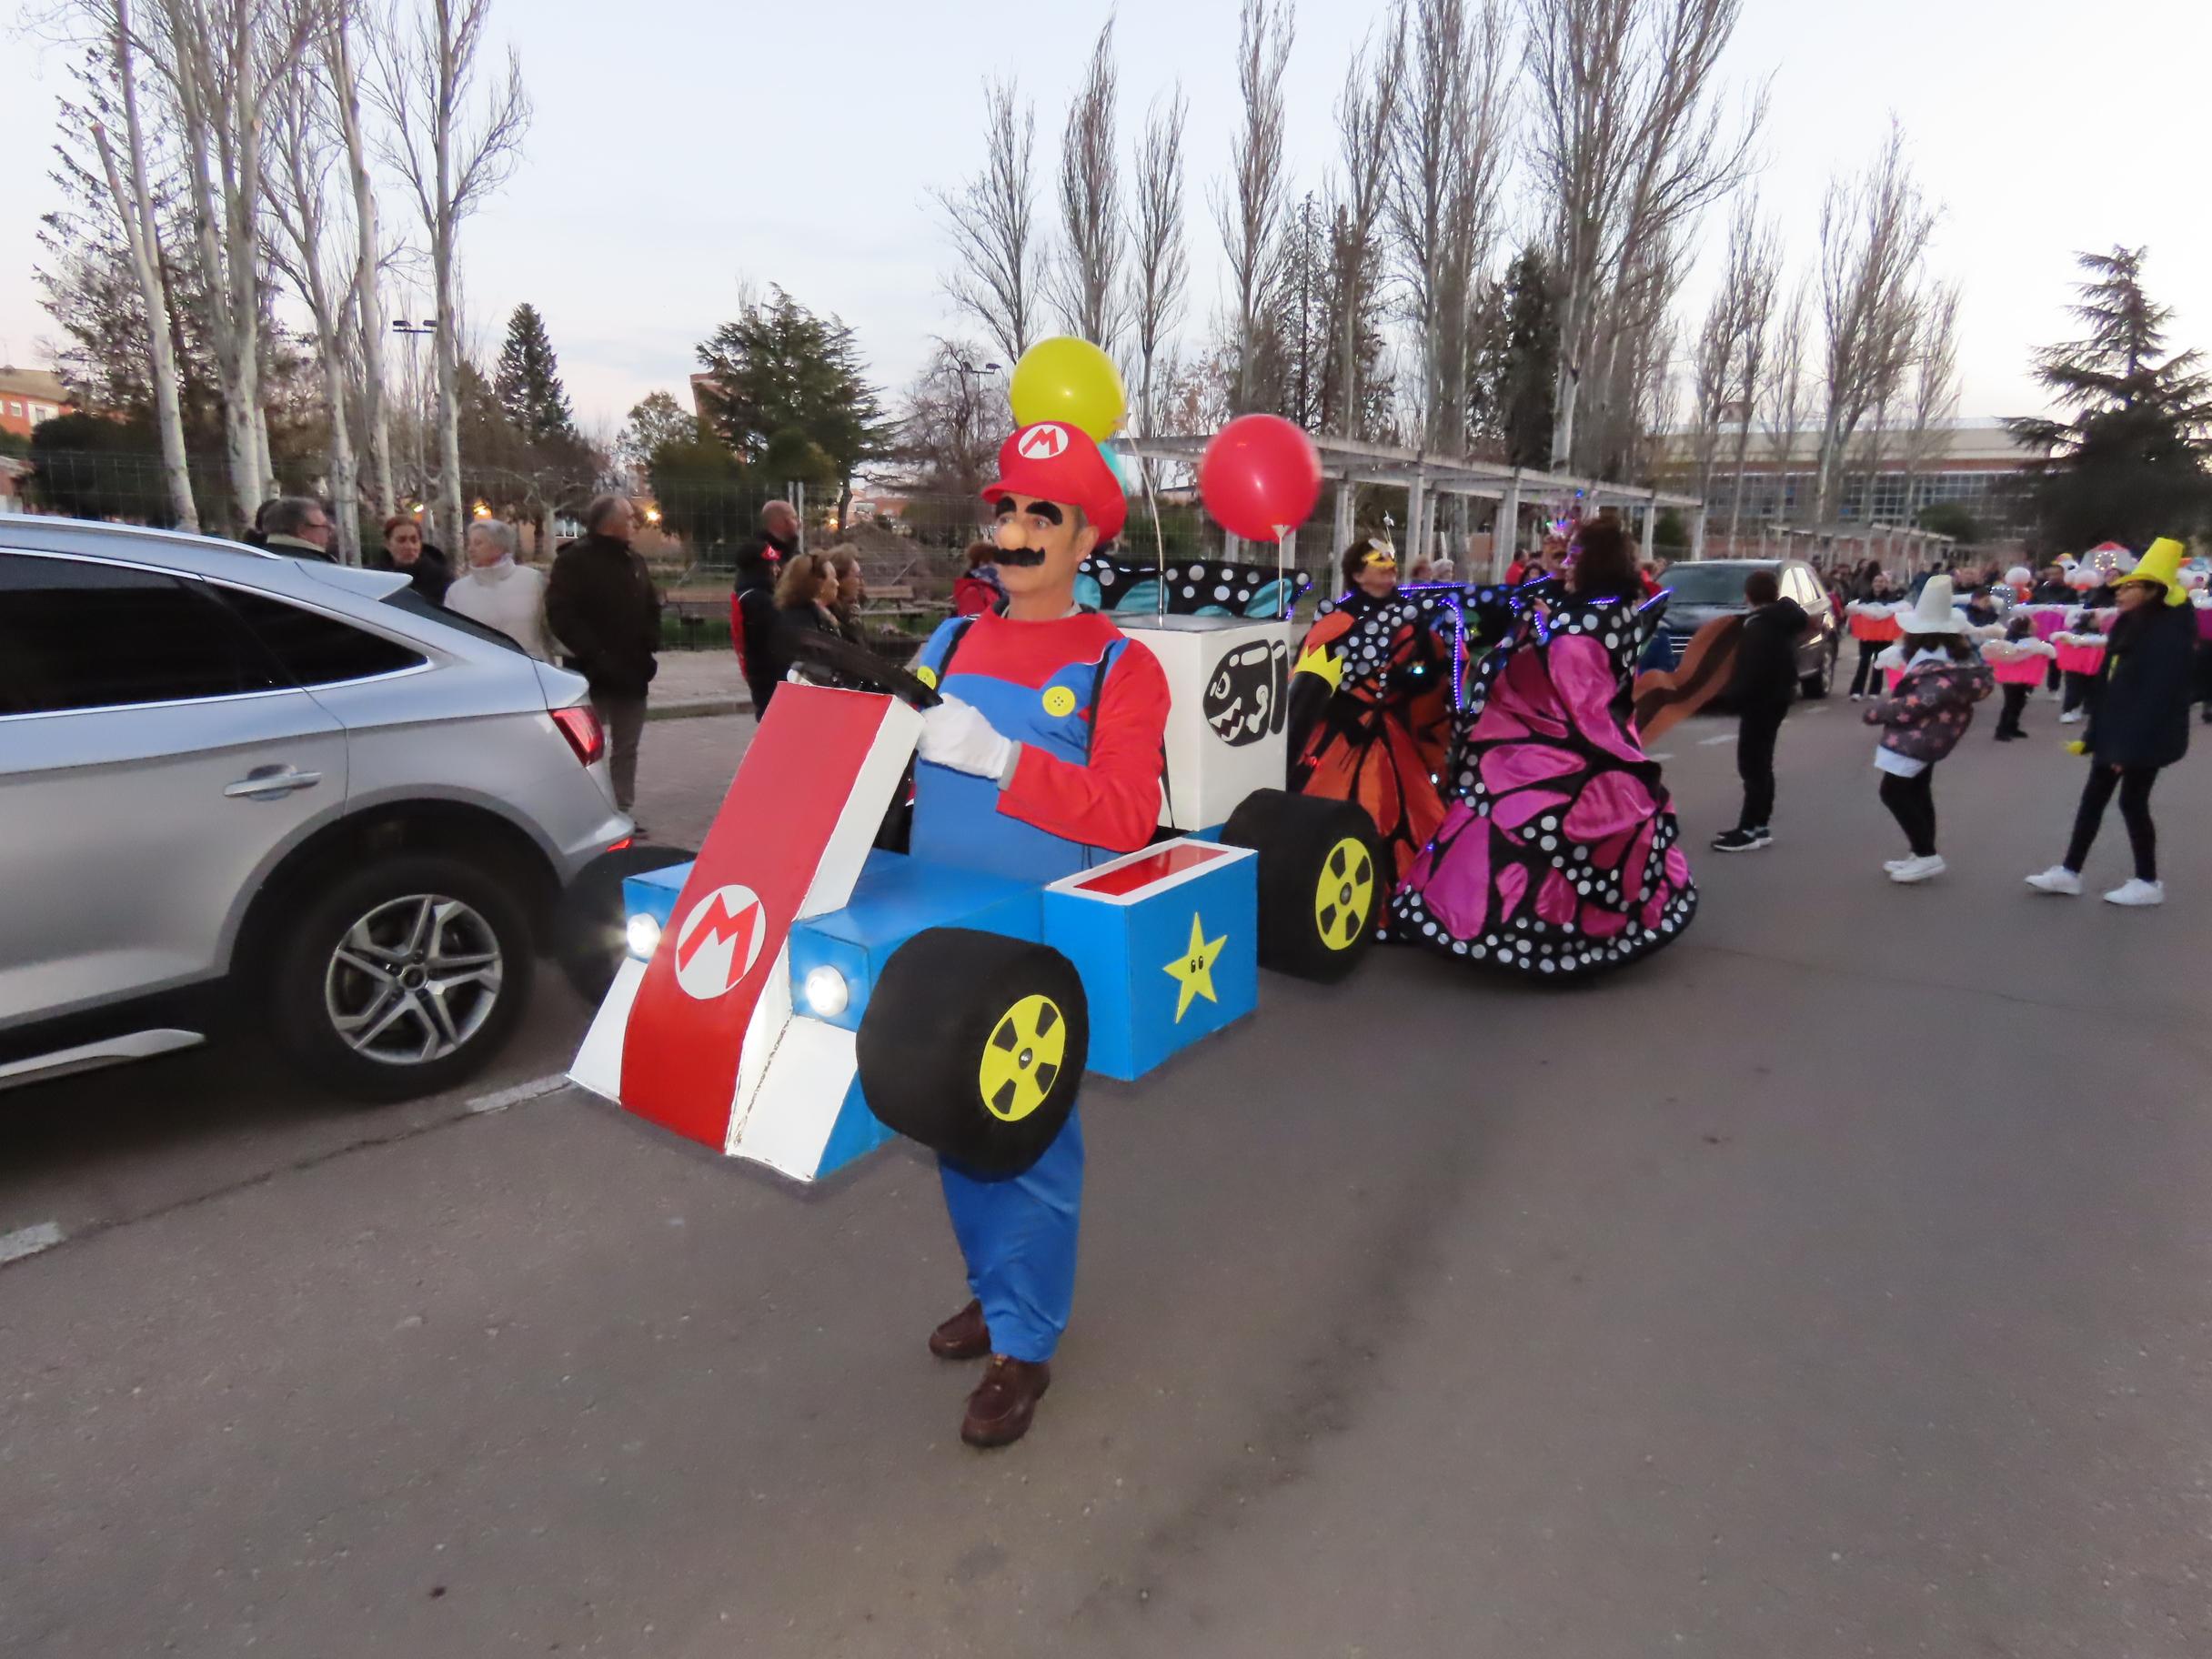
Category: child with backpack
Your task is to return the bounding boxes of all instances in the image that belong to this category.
[1864,576,1996,884]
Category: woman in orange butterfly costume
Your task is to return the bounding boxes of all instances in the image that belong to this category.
[1285,538,1457,880]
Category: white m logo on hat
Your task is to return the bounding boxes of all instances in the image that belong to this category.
[1019,424,1071,459]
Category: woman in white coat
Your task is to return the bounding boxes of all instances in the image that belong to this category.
[443,518,557,660]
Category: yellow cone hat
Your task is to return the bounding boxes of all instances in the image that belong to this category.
[2118,538,2189,606]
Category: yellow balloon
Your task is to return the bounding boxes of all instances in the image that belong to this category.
[1010,337,1126,441]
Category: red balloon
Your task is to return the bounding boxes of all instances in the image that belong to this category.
[1198,414,1322,542]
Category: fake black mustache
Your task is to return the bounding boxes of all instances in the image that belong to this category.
[997,546,1048,567]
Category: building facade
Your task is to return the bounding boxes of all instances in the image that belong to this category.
[0,367,74,440]
[1660,417,2036,537]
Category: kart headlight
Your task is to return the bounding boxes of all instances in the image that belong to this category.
[625,912,663,961]
[802,965,850,1018]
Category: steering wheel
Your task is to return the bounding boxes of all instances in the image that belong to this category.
[782,629,944,709]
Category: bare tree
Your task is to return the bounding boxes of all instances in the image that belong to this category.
[1684,275,1736,509]
[1127,86,1189,437]
[326,4,395,516]
[367,0,530,555]
[68,0,198,528]
[264,39,361,560]
[1332,12,1403,438]
[1895,280,1960,528]
[1524,0,1765,473]
[1757,276,1811,530]
[1214,0,1295,409]
[934,80,1040,370]
[1051,20,1123,352]
[1811,123,1933,524]
[1697,195,1782,542]
[139,0,320,520]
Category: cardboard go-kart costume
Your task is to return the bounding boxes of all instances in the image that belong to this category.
[569,420,1380,1447]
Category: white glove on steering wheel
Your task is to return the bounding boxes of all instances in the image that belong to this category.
[918,695,1019,782]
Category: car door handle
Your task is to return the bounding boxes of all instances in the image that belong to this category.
[225,766,323,799]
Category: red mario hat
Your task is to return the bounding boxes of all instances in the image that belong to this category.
[980,422,1126,542]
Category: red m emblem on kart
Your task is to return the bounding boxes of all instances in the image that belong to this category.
[672,885,767,1000]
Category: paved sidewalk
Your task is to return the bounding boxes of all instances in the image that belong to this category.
[649,649,751,719]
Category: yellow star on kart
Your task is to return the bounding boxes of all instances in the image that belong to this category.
[1163,910,1227,1023]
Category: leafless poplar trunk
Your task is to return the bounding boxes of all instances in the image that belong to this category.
[1052,21,1123,352]
[1524,0,1765,474]
[327,5,394,516]
[76,0,198,528]
[369,0,531,556]
[1757,276,1811,529]
[1895,281,1960,528]
[1127,86,1189,437]
[1332,13,1403,438]
[265,46,361,561]
[933,80,1040,369]
[1214,0,1295,409]
[1709,195,1781,543]
[1811,123,1932,524]
[142,0,317,522]
[1388,0,1510,453]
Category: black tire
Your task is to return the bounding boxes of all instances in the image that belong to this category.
[1221,789,1383,982]
[1801,643,1833,700]
[553,843,695,1004]
[856,928,1088,1178]
[270,851,535,1102]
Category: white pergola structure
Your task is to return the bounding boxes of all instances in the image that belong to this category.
[1769,521,1958,574]
[1114,434,1708,580]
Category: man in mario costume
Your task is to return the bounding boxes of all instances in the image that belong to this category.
[905,419,1171,1448]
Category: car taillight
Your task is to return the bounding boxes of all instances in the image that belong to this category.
[551,704,606,766]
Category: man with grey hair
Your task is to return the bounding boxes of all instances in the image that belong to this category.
[547,495,660,819]
[445,517,555,661]
[259,497,337,562]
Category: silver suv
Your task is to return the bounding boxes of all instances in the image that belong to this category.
[0,518,636,1100]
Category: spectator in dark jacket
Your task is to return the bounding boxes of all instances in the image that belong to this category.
[2026,539,2195,907]
[1712,568,1811,852]
[748,553,845,704]
[546,495,659,818]
[730,499,799,714]
[259,496,338,562]
[2029,561,2073,605]
[825,545,870,647]
[374,513,452,603]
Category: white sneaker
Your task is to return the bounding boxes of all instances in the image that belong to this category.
[2025,866,2083,896]
[1888,854,1946,884]
[2059,709,2083,724]
[1849,692,1864,701]
[1884,857,1914,872]
[2103,878,2165,907]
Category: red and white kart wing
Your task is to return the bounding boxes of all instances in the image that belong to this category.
[570,683,920,1157]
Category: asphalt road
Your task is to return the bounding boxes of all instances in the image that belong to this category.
[5,694,2211,1658]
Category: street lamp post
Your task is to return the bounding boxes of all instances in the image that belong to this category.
[392,316,437,519]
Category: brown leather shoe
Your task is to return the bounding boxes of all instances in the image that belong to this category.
[928,1299,990,1362]
[960,1355,1051,1449]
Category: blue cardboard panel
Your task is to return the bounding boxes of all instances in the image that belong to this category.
[1043,851,1258,1081]
[622,860,694,929]
[817,1076,900,1176]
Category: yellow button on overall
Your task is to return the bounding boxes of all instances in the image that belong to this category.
[1041,685,1078,718]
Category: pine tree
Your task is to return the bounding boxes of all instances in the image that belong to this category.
[695,286,889,520]
[494,303,577,447]
[1469,247,1560,469]
[2008,247,2212,548]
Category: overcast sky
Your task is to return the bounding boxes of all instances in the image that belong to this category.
[3,0,2207,438]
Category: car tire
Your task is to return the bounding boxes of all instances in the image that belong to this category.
[270,852,535,1102]
[856,927,1088,1178]
[1221,789,1383,982]
[554,843,695,1005]
[1800,650,1831,700]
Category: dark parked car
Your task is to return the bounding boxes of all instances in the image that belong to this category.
[1651,558,1841,699]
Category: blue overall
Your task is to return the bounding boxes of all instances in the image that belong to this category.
[912,617,1130,1362]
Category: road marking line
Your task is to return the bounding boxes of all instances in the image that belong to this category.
[1699,732,1738,746]
[1649,751,1674,761]
[465,1074,570,1114]
[0,1222,65,1266]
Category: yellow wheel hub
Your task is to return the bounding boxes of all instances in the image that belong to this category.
[1315,837,1374,951]
[979,993,1068,1122]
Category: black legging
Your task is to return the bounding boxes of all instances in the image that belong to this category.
[2063,764,2160,881]
[1878,768,1937,857]
[1995,682,2030,737]
[1849,638,1886,697]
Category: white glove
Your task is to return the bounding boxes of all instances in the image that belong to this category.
[918,695,1018,782]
